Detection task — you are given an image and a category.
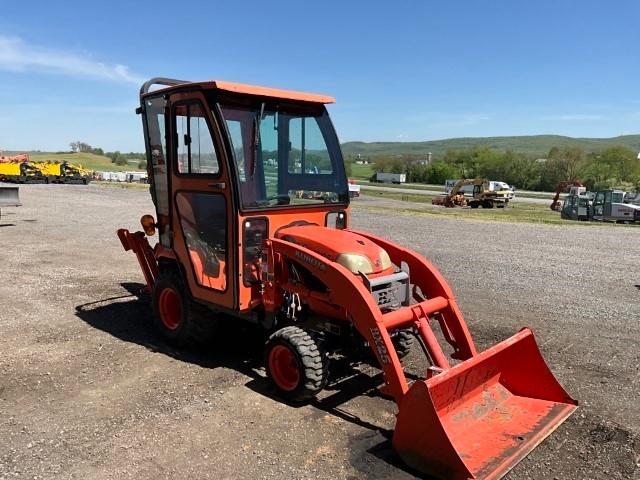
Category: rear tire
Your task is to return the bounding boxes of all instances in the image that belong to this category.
[151,270,217,347]
[265,326,328,402]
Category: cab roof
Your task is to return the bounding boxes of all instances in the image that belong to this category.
[142,78,335,104]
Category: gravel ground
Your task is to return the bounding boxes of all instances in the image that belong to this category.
[0,184,638,480]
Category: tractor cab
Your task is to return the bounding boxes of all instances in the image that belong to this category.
[138,78,350,312]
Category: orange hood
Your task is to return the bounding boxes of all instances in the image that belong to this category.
[275,225,391,274]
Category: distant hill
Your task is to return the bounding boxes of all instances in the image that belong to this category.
[341,134,640,158]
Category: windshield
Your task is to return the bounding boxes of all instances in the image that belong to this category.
[218,101,348,209]
[611,192,624,203]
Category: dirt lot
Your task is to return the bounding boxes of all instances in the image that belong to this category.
[1,184,638,480]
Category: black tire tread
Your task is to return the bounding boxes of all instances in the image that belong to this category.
[152,269,217,347]
[393,329,415,359]
[266,326,328,402]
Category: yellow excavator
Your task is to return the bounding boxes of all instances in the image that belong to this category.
[0,161,47,183]
[35,161,92,184]
[432,178,509,208]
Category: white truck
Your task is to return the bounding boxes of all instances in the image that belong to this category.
[372,172,406,184]
[348,179,361,198]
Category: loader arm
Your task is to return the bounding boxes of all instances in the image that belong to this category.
[352,229,478,361]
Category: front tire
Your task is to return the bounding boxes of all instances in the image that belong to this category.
[151,270,217,347]
[393,329,415,358]
[265,326,328,402]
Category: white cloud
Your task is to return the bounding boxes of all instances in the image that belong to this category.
[540,114,604,121]
[0,35,144,84]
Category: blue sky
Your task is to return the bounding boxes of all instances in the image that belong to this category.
[0,0,638,152]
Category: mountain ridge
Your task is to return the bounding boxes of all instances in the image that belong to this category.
[341,134,640,157]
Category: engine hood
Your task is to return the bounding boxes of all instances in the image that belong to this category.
[275,224,391,274]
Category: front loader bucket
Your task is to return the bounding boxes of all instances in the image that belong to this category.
[393,328,577,480]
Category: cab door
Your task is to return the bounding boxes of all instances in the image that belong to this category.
[167,91,236,310]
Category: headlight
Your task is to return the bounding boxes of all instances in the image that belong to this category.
[336,253,374,274]
[379,250,392,270]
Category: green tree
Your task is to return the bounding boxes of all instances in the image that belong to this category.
[109,151,124,164]
[426,161,460,184]
[547,147,586,181]
[596,146,638,183]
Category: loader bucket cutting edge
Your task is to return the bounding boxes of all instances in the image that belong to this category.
[392,328,577,480]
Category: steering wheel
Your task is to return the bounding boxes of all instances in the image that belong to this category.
[265,194,291,205]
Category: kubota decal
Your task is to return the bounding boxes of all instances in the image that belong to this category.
[294,250,327,271]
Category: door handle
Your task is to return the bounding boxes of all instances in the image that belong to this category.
[208,182,226,189]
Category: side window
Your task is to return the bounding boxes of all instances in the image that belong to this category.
[288,116,333,175]
[226,120,246,182]
[144,95,170,246]
[594,192,604,205]
[259,113,278,198]
[174,103,220,175]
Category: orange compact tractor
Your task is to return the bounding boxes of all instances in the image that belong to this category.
[119,78,577,480]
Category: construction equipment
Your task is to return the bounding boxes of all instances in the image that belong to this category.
[0,152,29,163]
[591,189,640,223]
[432,178,508,208]
[560,186,592,221]
[118,78,576,480]
[0,185,21,219]
[550,180,583,211]
[35,161,92,184]
[0,161,47,183]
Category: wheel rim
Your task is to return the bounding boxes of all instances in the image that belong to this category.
[269,345,300,391]
[158,288,182,330]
